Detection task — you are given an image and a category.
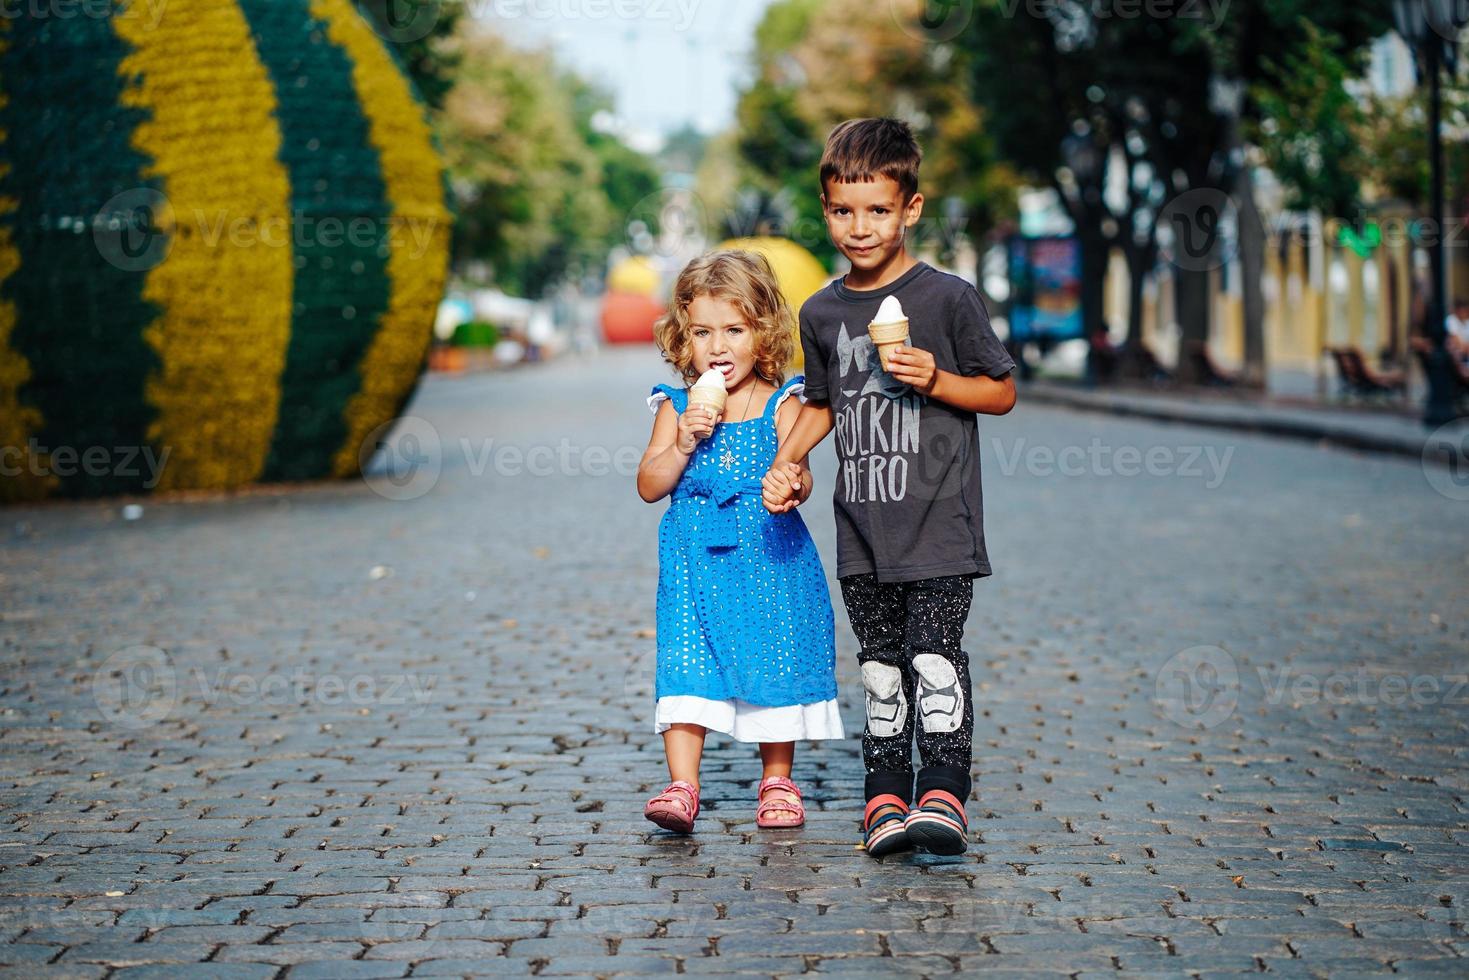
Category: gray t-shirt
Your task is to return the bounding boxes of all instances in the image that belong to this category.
[799,262,1016,583]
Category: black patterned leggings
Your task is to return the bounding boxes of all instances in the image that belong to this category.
[839,573,974,805]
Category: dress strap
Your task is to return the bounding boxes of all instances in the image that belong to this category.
[763,375,807,419]
[647,383,688,414]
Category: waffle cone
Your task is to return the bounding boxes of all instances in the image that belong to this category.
[687,387,726,415]
[869,317,909,371]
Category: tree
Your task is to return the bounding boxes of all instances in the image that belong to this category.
[965,0,1390,385]
[732,0,1020,277]
[435,30,658,297]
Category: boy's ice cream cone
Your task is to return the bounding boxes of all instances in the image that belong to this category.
[688,368,727,416]
[868,295,909,372]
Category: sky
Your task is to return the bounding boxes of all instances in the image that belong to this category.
[463,0,777,151]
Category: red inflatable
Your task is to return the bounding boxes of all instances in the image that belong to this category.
[601,290,665,345]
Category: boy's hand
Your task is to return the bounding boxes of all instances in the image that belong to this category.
[776,462,804,513]
[761,463,799,513]
[886,344,937,395]
[676,406,718,454]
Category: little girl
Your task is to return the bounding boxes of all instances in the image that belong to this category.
[635,249,842,833]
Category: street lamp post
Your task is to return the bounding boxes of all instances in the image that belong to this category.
[1394,0,1468,426]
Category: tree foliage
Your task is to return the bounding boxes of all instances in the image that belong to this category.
[435,30,659,297]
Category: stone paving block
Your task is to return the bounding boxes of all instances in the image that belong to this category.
[3,350,1467,977]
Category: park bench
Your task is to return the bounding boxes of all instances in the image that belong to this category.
[1327,346,1406,401]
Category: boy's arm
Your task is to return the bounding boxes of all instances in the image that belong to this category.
[764,400,833,512]
[887,286,1018,415]
[772,400,834,467]
[887,348,1016,415]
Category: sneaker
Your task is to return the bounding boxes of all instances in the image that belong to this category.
[904,789,967,855]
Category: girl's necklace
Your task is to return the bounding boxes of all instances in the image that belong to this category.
[735,379,759,422]
[718,379,761,471]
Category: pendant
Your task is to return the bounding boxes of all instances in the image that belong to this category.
[719,446,735,470]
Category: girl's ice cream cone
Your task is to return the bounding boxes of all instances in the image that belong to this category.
[688,368,727,416]
[868,295,909,371]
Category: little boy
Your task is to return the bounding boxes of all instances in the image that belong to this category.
[762,118,1016,857]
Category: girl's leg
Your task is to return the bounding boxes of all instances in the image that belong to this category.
[756,741,803,827]
[758,740,793,779]
[646,724,705,832]
[662,723,707,789]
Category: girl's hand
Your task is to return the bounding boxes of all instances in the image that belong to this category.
[676,405,718,454]
[761,462,801,513]
[772,462,804,513]
[886,344,938,395]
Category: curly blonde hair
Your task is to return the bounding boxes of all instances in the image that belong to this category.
[654,249,794,387]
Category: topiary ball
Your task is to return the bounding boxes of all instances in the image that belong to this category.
[0,0,451,501]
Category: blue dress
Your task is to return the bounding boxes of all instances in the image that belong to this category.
[650,376,838,713]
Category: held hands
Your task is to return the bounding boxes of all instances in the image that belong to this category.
[676,405,719,455]
[761,461,804,514]
[885,344,938,395]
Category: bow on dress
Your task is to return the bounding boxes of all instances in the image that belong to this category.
[673,471,764,550]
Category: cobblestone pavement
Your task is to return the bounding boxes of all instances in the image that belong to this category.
[2,346,1466,978]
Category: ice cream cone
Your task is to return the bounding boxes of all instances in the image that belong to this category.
[868,317,909,372]
[688,386,726,417]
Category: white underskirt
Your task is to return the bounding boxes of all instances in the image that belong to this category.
[655,695,846,742]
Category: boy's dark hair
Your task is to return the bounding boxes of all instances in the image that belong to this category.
[819,118,922,201]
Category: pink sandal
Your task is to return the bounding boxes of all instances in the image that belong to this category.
[644,780,699,833]
[756,775,805,828]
